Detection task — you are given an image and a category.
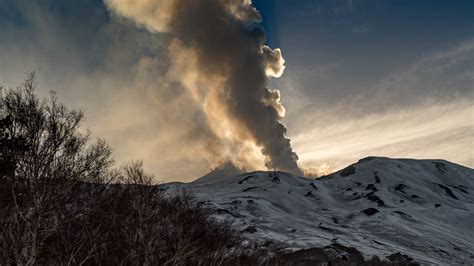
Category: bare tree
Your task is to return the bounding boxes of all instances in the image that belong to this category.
[0,73,255,265]
[0,72,113,265]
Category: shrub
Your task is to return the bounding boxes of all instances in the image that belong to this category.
[0,74,254,265]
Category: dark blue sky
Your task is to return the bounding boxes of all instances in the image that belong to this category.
[253,0,473,104]
[254,0,474,47]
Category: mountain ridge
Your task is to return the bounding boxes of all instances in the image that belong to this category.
[166,157,474,265]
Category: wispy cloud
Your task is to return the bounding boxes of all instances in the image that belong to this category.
[290,40,474,172]
[293,100,473,171]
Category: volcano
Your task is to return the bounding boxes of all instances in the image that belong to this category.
[166,157,474,264]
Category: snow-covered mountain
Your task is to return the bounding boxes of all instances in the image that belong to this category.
[166,157,474,265]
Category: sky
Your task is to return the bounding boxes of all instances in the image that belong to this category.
[0,0,473,181]
[253,0,474,173]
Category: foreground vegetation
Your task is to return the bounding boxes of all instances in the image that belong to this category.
[0,73,256,265]
[0,74,418,265]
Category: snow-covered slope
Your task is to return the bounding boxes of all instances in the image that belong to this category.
[167,157,474,265]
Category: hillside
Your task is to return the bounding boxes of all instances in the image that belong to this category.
[167,157,474,265]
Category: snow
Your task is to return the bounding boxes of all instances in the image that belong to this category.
[165,157,474,265]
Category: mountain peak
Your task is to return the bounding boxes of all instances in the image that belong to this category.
[168,157,474,264]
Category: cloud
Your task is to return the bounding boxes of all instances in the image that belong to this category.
[105,0,303,175]
[353,39,474,113]
[0,1,221,181]
[1,0,305,180]
[103,0,176,32]
[288,40,474,171]
[293,99,473,170]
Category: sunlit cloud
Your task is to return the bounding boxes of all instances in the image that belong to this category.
[293,100,473,172]
[289,40,474,172]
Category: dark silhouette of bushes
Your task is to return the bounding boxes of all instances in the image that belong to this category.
[0,74,254,265]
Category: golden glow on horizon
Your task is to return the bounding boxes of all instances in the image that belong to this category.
[292,100,474,173]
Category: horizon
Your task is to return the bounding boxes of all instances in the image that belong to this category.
[0,0,473,181]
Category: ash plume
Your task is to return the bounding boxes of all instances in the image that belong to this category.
[105,0,302,175]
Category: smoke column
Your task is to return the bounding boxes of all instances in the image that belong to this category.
[105,0,302,175]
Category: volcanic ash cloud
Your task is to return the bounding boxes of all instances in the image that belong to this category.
[105,0,302,175]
